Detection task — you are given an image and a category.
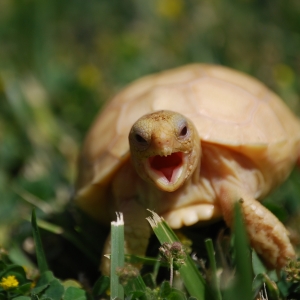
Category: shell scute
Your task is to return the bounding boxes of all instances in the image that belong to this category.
[203,64,267,98]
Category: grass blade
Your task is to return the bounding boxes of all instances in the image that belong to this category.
[110,212,124,300]
[93,276,110,297]
[147,210,207,300]
[232,202,252,300]
[205,239,222,300]
[31,209,48,274]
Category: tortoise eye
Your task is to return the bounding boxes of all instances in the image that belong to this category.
[179,125,188,137]
[135,134,147,144]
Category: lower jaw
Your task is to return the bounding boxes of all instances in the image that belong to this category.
[146,154,187,191]
[150,168,185,192]
[145,165,185,192]
[155,181,182,192]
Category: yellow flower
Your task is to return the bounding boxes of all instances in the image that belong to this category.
[0,275,19,290]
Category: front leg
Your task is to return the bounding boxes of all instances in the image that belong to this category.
[218,184,295,269]
[100,199,152,275]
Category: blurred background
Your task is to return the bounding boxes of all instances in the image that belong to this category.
[1,0,300,281]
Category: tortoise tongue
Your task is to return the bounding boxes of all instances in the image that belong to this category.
[149,152,183,182]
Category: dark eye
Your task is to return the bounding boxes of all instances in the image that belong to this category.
[179,125,188,137]
[135,134,147,144]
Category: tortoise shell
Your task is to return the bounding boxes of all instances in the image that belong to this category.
[75,64,300,223]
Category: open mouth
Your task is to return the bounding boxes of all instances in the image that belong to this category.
[149,152,183,182]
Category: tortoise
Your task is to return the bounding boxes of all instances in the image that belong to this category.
[75,64,300,273]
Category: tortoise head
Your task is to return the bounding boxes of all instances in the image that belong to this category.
[129,110,200,192]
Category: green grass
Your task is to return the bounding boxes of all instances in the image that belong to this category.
[1,206,300,299]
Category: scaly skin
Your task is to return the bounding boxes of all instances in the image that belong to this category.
[219,184,295,268]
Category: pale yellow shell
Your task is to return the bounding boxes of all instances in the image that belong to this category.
[75,64,300,218]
